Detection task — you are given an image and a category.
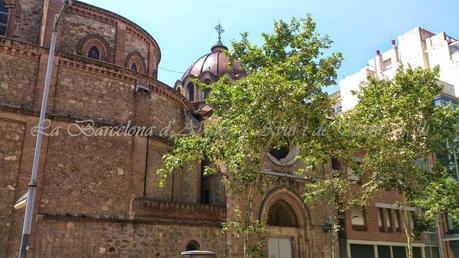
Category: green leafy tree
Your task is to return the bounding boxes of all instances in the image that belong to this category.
[343,66,459,258]
[158,15,343,257]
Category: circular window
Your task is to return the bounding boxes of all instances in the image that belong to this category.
[269,147,289,160]
[267,146,298,166]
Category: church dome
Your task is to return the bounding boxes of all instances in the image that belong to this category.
[181,42,245,81]
[175,24,245,106]
[175,40,245,106]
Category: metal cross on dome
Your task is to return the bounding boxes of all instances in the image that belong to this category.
[215,22,224,43]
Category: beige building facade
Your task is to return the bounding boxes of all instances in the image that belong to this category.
[339,27,459,112]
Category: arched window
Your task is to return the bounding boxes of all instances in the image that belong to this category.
[202,79,212,99]
[130,63,138,72]
[0,0,9,36]
[125,51,145,74]
[87,46,100,60]
[77,34,109,61]
[187,83,195,102]
[186,240,200,251]
[267,200,298,227]
[203,88,210,98]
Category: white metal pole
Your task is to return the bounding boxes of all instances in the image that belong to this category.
[18,1,71,256]
[18,21,57,258]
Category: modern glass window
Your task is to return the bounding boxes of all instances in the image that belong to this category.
[424,246,440,258]
[409,211,415,228]
[357,245,424,258]
[351,207,366,230]
[350,244,375,258]
[377,246,391,258]
[347,157,362,182]
[335,105,342,114]
[412,247,422,258]
[87,46,100,60]
[392,246,407,258]
[378,208,385,232]
[425,231,441,258]
[346,165,360,182]
[394,209,401,232]
[447,213,459,234]
[0,0,9,36]
[386,209,393,232]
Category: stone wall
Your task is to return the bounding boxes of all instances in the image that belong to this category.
[39,123,133,217]
[8,0,43,44]
[60,13,116,62]
[33,217,225,258]
[0,38,195,258]
[0,52,38,106]
[149,89,185,132]
[0,119,25,257]
[144,139,200,204]
[145,139,172,201]
[125,32,149,64]
[53,66,135,122]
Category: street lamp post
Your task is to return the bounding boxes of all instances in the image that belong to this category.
[18,1,71,257]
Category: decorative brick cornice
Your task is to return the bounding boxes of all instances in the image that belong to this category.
[57,53,192,111]
[0,37,192,112]
[58,53,136,83]
[70,0,161,63]
[0,37,43,59]
[131,198,226,223]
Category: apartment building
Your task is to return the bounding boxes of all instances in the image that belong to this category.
[334,27,459,258]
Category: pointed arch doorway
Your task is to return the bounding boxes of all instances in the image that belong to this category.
[261,187,312,258]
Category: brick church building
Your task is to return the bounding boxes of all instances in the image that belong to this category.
[0,1,454,258]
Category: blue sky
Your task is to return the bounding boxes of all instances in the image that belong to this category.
[82,0,459,94]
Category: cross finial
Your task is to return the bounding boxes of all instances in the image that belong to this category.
[215,21,225,43]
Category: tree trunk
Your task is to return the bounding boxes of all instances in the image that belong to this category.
[401,193,413,258]
[331,214,337,258]
[243,180,256,258]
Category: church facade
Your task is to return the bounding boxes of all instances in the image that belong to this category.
[0,1,335,257]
